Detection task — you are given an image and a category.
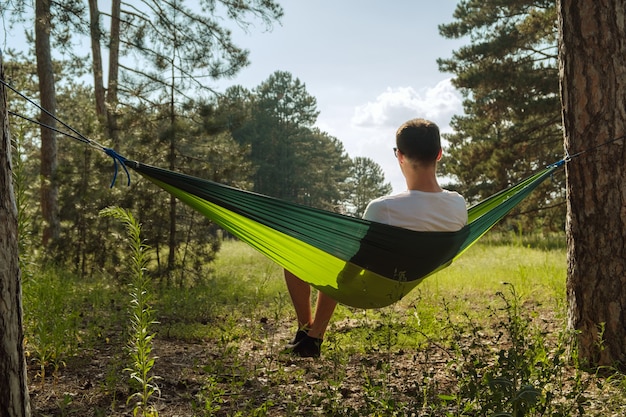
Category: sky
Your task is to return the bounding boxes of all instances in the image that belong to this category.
[3,1,466,193]
[212,1,466,193]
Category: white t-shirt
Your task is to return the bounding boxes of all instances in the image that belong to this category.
[363,189,467,232]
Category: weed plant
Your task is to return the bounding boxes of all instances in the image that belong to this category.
[437,283,587,416]
[21,268,127,391]
[101,207,160,417]
[12,126,37,276]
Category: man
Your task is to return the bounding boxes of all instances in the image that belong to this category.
[283,118,468,358]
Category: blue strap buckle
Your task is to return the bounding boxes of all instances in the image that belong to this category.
[103,148,131,188]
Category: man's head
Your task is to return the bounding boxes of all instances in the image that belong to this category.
[395,118,442,166]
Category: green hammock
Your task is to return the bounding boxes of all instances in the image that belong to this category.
[125,159,563,309]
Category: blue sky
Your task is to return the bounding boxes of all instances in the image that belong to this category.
[3,1,466,193]
[215,1,467,192]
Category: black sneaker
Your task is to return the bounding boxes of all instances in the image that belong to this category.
[288,335,322,358]
[289,329,309,346]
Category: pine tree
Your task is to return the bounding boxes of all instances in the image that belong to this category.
[0,49,32,417]
[438,0,564,231]
[225,71,353,211]
[560,0,626,369]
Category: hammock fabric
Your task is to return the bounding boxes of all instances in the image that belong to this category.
[125,159,563,309]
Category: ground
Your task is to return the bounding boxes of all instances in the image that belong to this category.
[26,313,626,417]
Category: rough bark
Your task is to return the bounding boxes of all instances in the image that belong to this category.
[35,0,60,247]
[558,0,626,368]
[0,50,32,417]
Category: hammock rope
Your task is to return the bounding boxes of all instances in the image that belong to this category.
[0,78,596,308]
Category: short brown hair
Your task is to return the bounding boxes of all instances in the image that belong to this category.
[395,118,441,164]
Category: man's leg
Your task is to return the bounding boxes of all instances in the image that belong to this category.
[284,269,312,329]
[284,270,337,358]
[308,292,337,339]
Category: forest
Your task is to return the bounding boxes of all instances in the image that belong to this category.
[3,0,564,277]
[3,0,626,416]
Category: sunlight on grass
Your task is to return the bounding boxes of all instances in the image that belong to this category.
[212,239,285,298]
[208,238,567,317]
[157,239,289,341]
[421,242,565,305]
[208,237,566,319]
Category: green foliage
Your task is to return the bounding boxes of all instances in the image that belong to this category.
[21,264,128,392]
[440,283,588,416]
[438,0,564,232]
[4,0,89,59]
[119,0,283,105]
[6,72,254,280]
[294,128,353,210]
[192,376,225,415]
[480,230,566,251]
[346,156,393,217]
[21,238,626,415]
[7,53,67,265]
[125,99,254,282]
[5,0,284,279]
[54,83,125,274]
[100,206,160,417]
[108,0,282,280]
[5,54,132,273]
[10,51,383,281]
[222,71,353,211]
[22,268,81,383]
[12,122,37,275]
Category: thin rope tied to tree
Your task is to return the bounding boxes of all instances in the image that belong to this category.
[0,78,131,187]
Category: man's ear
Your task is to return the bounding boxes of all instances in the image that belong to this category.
[436,148,443,161]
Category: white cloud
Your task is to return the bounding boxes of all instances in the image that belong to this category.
[351,78,462,130]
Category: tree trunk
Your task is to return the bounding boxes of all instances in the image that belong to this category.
[35,0,60,248]
[88,0,106,121]
[167,77,177,274]
[558,0,626,368]
[0,50,32,417]
[106,0,121,146]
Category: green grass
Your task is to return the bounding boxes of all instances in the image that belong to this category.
[420,242,566,312]
[157,240,289,341]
